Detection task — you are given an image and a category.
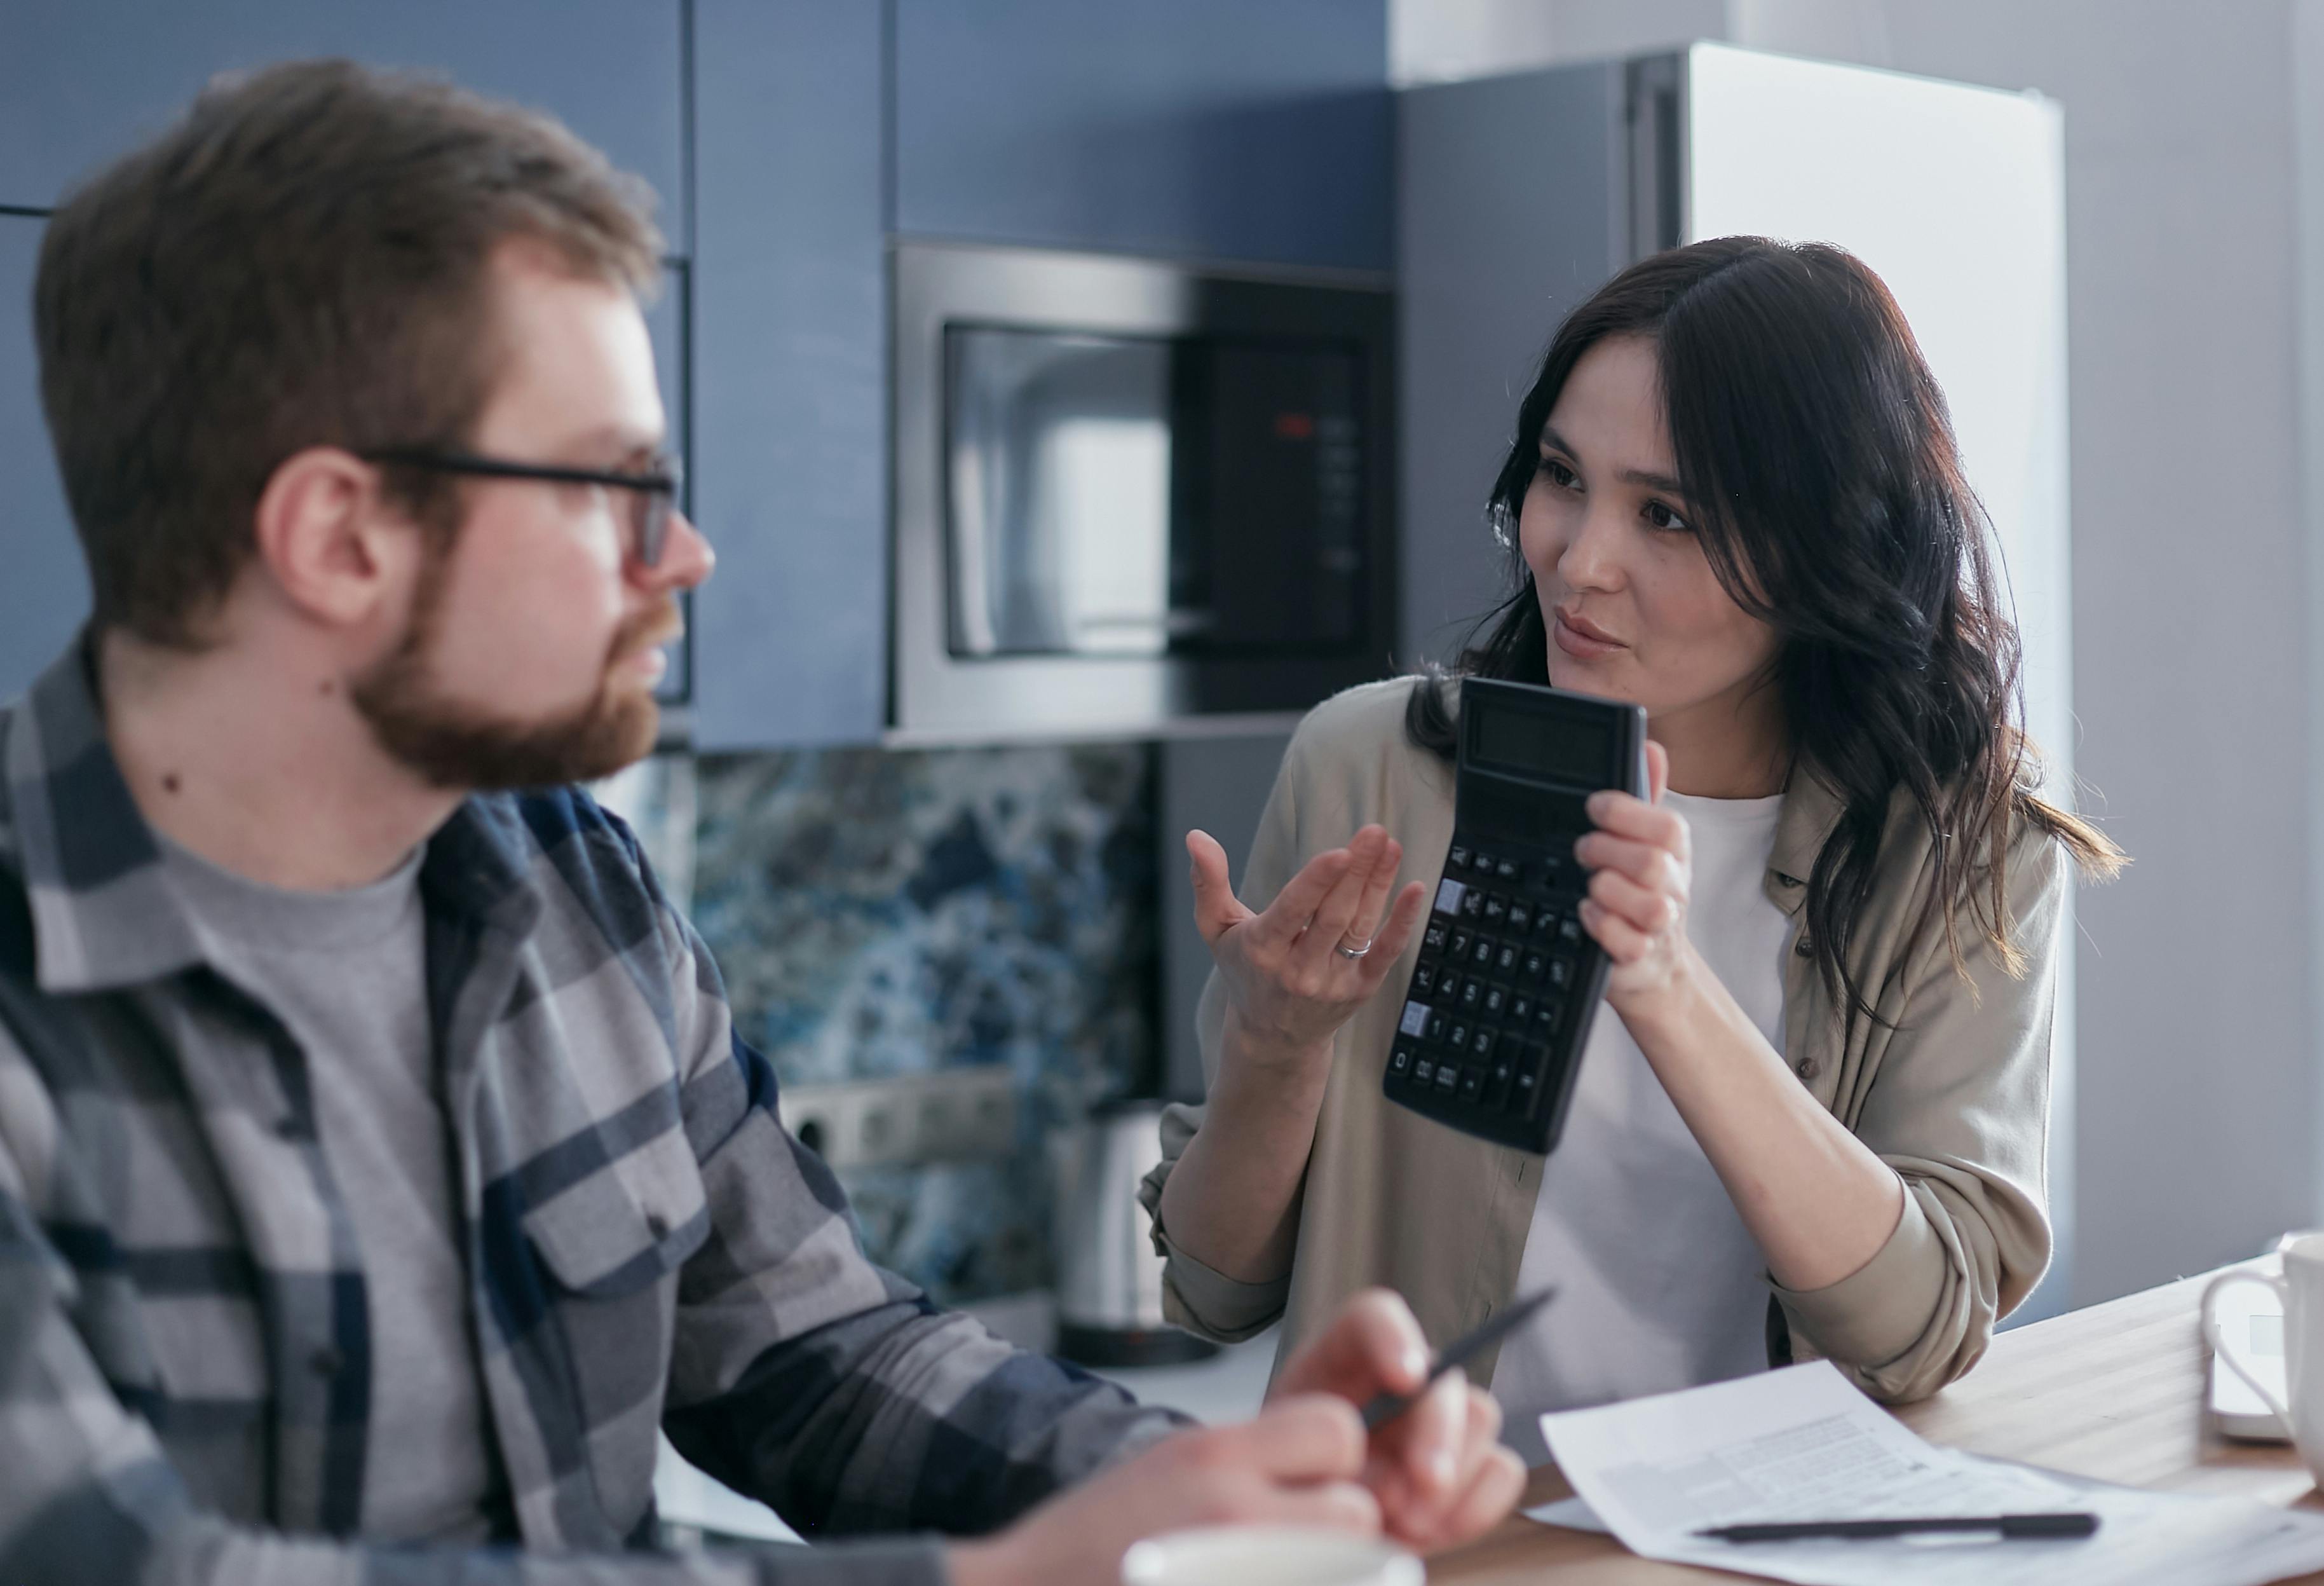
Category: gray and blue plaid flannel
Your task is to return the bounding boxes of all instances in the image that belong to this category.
[0,641,1185,1585]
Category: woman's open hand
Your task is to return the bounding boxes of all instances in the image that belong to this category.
[1187,824,1429,1067]
[1574,741,1703,1009]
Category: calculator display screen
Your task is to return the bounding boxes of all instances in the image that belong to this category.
[1472,708,1612,786]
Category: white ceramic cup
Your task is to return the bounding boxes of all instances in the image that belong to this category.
[2205,1232,2324,1479]
[1119,1526,1423,1586]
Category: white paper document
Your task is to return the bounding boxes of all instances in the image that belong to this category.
[1536,1360,2324,1586]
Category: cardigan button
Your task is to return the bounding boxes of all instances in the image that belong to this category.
[1795,1057,1820,1082]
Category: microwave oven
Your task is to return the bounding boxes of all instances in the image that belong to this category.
[890,241,1395,742]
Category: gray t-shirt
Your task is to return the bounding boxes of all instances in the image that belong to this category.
[161,837,507,1543]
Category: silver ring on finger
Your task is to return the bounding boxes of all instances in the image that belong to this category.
[1336,936,1374,961]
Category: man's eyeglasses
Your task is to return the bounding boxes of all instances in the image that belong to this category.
[362,448,685,568]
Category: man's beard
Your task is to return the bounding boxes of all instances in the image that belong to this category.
[351,569,680,791]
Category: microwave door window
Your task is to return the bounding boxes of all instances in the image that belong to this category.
[946,329,1173,658]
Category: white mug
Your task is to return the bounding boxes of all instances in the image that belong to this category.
[1120,1525,1422,1586]
[2205,1233,2324,1478]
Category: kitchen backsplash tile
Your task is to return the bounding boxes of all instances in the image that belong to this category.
[684,741,1160,1303]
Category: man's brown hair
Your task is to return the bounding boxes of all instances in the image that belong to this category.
[34,58,663,648]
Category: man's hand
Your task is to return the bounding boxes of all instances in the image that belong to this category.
[951,1291,1525,1585]
[948,1395,1379,1586]
[1274,1289,1526,1550]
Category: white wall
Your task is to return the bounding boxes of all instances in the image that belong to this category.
[1391,0,2323,1306]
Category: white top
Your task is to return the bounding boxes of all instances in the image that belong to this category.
[1489,788,1791,1463]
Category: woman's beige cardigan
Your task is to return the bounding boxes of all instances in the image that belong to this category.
[1139,677,2066,1404]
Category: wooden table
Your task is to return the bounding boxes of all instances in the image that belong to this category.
[1428,1264,2323,1582]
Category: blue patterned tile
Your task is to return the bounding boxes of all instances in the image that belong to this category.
[690,742,1157,1302]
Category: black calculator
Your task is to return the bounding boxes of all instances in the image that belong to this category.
[1382,678,1648,1154]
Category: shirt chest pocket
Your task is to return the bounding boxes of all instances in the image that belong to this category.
[520,1120,710,1297]
[517,1121,709,1535]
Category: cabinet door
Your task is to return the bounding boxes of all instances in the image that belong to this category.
[690,0,886,749]
[0,1,685,238]
[0,215,85,702]
[894,0,1391,271]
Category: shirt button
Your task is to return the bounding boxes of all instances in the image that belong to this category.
[1795,936,1814,957]
[310,1346,346,1377]
[1795,1057,1820,1081]
[646,1213,669,1240]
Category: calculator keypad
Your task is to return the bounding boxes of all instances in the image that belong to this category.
[1383,835,1601,1143]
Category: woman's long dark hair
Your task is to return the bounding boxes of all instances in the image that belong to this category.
[1407,237,2121,1020]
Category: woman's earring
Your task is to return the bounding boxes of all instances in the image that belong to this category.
[1487,499,1516,550]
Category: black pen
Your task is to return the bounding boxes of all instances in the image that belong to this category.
[1359,1287,1557,1432]
[1696,1512,2100,1543]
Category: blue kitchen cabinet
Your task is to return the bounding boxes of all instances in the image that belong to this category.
[688,0,887,749]
[0,1,686,240]
[0,215,82,701]
[892,0,1392,271]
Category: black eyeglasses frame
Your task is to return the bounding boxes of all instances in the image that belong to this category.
[360,447,686,567]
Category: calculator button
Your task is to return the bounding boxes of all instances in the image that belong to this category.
[1458,1065,1484,1102]
[1472,1027,1495,1057]
[1483,1057,1513,1106]
[1435,1063,1460,1091]
[1448,1022,1469,1050]
[1511,1063,1540,1114]
[1413,963,1437,996]
[1510,994,1534,1022]
[1389,1044,1415,1076]
[1549,959,1574,990]
[1495,858,1520,882]
[1450,929,1472,957]
[1460,889,1483,918]
[1399,1001,1431,1037]
[1448,845,1471,872]
[1471,936,1495,967]
[1522,950,1547,981]
[1483,985,1507,1017]
[1469,851,1495,873]
[1558,917,1583,946]
[1434,879,1467,917]
[1424,921,1448,952]
[1507,903,1532,932]
[1425,1011,1448,1041]
[1414,1058,1436,1085]
[1533,909,1559,936]
[1533,999,1558,1028]
[1460,980,1483,1012]
[1482,894,1507,924]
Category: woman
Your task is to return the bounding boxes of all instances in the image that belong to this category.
[1139,237,2122,1459]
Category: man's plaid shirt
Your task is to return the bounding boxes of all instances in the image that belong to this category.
[0,645,1183,1585]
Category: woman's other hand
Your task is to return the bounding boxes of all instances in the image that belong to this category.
[1186,823,1429,1067]
[1574,741,1704,1009]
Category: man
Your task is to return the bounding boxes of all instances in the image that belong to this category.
[0,59,1523,1586]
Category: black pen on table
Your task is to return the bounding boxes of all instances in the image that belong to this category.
[1696,1512,2100,1543]
[1359,1287,1557,1432]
